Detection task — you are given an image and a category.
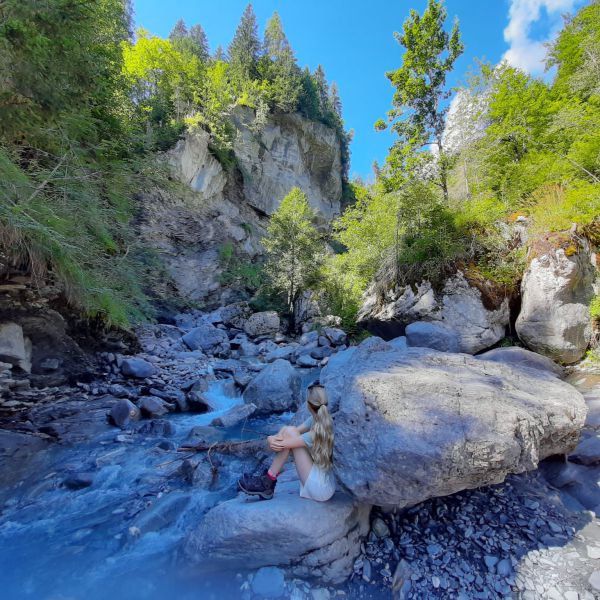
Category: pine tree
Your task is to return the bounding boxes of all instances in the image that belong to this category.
[213,45,226,62]
[228,3,260,82]
[329,82,342,118]
[264,11,291,61]
[189,24,209,62]
[314,65,329,118]
[169,18,187,41]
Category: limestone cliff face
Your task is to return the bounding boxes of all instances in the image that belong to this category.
[232,106,342,223]
[137,109,343,308]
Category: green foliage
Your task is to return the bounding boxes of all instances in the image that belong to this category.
[262,188,324,322]
[383,0,463,198]
[590,294,600,322]
[218,242,265,291]
[228,4,261,83]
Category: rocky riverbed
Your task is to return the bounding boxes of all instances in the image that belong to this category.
[0,305,599,600]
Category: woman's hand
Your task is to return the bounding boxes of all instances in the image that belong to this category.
[267,434,285,452]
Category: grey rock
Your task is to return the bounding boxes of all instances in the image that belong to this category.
[300,331,319,345]
[244,311,280,338]
[516,246,596,363]
[476,346,564,376]
[133,492,190,535]
[362,558,372,582]
[181,476,370,585]
[220,302,252,329]
[405,321,460,352]
[0,322,31,372]
[63,473,94,490]
[310,346,333,360]
[138,396,171,418]
[324,337,587,506]
[265,344,298,363]
[496,558,511,577]
[296,354,319,368]
[371,517,390,538]
[136,419,175,437]
[570,435,600,465]
[251,566,286,598]
[322,327,348,347]
[358,272,509,354]
[39,357,60,370]
[108,399,141,428]
[121,357,156,379]
[210,403,257,427]
[182,324,230,357]
[589,571,600,591]
[243,359,301,415]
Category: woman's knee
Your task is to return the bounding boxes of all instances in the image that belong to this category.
[280,425,298,436]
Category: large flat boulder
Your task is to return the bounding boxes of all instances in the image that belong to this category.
[243,359,301,415]
[320,337,587,506]
[516,246,596,364]
[181,473,370,584]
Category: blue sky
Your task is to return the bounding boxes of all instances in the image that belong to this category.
[132,0,586,179]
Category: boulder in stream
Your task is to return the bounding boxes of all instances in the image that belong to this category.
[108,399,141,428]
[243,359,301,415]
[320,337,587,506]
[181,472,370,584]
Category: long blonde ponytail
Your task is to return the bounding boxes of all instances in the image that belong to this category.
[307,386,334,470]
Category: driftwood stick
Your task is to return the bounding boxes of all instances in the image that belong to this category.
[177,438,266,457]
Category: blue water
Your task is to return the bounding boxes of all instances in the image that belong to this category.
[0,379,293,600]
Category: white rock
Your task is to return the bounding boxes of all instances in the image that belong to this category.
[516,246,596,364]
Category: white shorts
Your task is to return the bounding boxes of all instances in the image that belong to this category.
[299,465,336,502]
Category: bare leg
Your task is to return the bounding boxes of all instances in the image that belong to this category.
[269,448,289,476]
[291,447,313,484]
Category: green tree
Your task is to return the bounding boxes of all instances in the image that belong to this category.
[122,29,202,148]
[259,11,302,112]
[169,18,188,41]
[329,82,343,119]
[228,3,260,84]
[263,11,290,60]
[383,0,463,198]
[189,24,210,62]
[262,188,324,327]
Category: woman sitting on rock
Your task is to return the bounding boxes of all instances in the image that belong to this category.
[238,381,336,502]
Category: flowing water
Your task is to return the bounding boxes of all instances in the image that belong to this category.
[0,379,296,600]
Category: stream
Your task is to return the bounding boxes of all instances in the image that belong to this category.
[0,367,598,600]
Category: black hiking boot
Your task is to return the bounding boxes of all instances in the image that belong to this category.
[238,469,276,500]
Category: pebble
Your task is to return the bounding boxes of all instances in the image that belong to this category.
[589,570,600,591]
[251,567,286,598]
[362,559,371,582]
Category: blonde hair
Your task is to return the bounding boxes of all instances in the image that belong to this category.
[307,385,334,470]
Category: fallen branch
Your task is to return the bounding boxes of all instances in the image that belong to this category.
[177,438,266,457]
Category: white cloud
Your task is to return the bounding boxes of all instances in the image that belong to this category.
[502,0,582,74]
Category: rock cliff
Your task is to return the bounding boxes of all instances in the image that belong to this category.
[137,108,343,308]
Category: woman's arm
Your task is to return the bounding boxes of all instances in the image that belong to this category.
[268,426,307,451]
